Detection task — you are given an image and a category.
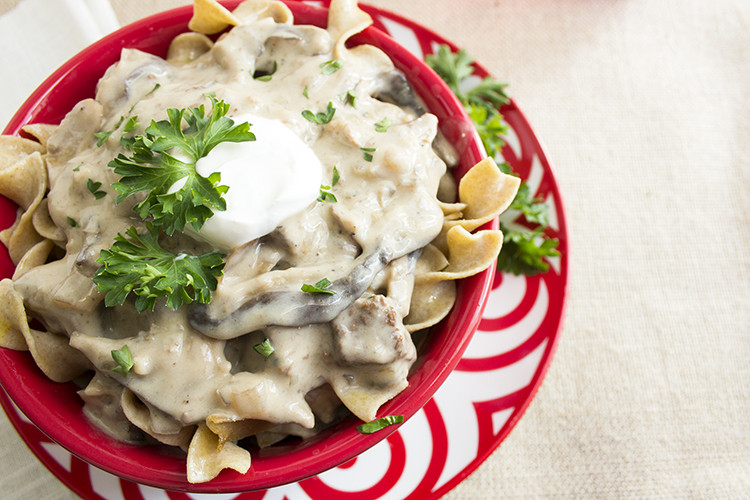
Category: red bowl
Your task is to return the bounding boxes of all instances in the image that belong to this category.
[0,1,491,493]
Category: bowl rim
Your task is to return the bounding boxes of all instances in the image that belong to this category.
[0,0,494,493]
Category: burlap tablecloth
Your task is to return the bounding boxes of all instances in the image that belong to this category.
[0,0,748,498]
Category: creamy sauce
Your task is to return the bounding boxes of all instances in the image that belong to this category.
[14,8,455,445]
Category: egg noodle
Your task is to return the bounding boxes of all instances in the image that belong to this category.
[0,0,519,483]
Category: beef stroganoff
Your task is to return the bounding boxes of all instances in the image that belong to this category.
[0,0,519,483]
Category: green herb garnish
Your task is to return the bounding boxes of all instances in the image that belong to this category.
[303,85,310,99]
[253,60,278,81]
[93,115,125,147]
[320,59,343,75]
[317,166,340,202]
[331,165,340,186]
[253,338,274,358]
[361,147,376,162]
[427,45,559,276]
[341,89,357,107]
[111,345,134,376]
[374,117,391,133]
[301,277,335,295]
[108,96,255,235]
[122,115,140,134]
[356,415,404,434]
[87,179,107,199]
[318,186,337,203]
[67,217,79,227]
[302,102,336,125]
[93,223,225,312]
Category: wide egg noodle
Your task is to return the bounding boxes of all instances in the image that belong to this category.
[121,389,195,449]
[404,279,457,333]
[31,198,66,246]
[166,33,214,64]
[0,278,30,350]
[187,423,252,484]
[0,151,47,264]
[12,238,54,279]
[420,225,504,282]
[0,279,90,381]
[20,124,57,151]
[449,157,521,234]
[188,0,240,35]
[206,414,273,443]
[231,0,293,24]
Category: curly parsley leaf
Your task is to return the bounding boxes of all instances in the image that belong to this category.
[496,227,560,276]
[93,223,225,312]
[425,45,475,95]
[427,44,559,276]
[109,96,255,235]
[466,102,508,157]
[111,345,134,375]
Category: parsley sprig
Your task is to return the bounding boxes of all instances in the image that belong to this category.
[427,45,560,276]
[109,95,255,235]
[93,223,225,312]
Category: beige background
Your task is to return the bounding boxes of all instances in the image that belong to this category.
[1,0,749,498]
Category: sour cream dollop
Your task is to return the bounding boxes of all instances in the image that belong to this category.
[188,114,322,250]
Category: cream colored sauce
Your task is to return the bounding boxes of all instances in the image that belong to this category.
[15,11,454,443]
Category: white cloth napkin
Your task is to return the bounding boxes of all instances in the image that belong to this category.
[0,0,119,128]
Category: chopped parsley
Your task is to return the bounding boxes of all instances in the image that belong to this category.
[301,277,335,295]
[317,166,340,203]
[87,179,107,199]
[356,415,404,434]
[253,338,274,358]
[302,102,336,125]
[94,83,160,147]
[318,187,337,203]
[253,60,278,81]
[361,147,376,162]
[111,345,134,376]
[374,117,391,133]
[341,89,357,107]
[303,85,310,99]
[320,59,343,75]
[93,115,125,147]
[66,217,79,227]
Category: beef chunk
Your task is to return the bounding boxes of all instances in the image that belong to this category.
[332,295,415,366]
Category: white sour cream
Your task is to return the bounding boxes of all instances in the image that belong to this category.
[189,114,322,250]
